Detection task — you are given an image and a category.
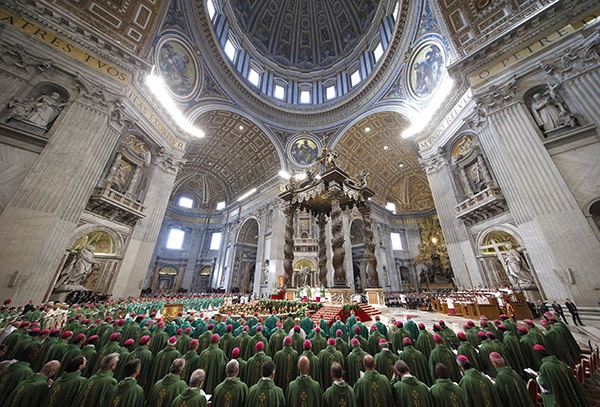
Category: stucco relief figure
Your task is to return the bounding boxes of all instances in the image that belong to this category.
[56,238,96,287]
[262,260,269,283]
[503,245,533,285]
[24,92,66,128]
[530,85,576,134]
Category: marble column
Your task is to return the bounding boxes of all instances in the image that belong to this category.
[421,150,483,288]
[111,152,181,298]
[0,84,123,304]
[360,203,380,288]
[475,86,600,304]
[283,204,295,287]
[330,189,347,287]
[317,213,328,286]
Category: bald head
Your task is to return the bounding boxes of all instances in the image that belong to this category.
[298,356,310,375]
[363,354,375,371]
[190,369,205,388]
[170,358,185,375]
[40,360,60,377]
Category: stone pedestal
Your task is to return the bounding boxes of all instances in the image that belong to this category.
[365,288,385,306]
[330,287,353,305]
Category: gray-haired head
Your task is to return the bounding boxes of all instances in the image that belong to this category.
[226,359,239,377]
[100,353,119,371]
[190,369,206,388]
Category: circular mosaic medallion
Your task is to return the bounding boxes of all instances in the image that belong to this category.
[407,40,446,100]
[288,135,320,167]
[156,37,200,100]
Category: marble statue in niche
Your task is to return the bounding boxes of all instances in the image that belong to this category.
[56,236,96,287]
[503,244,534,285]
[5,90,67,131]
[530,82,577,134]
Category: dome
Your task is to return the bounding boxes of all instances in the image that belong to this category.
[230,0,381,73]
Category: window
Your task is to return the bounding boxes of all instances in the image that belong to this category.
[326,85,336,100]
[178,196,193,208]
[216,201,226,210]
[210,232,222,250]
[373,42,384,63]
[207,0,216,19]
[274,84,285,100]
[390,232,403,250]
[350,70,362,87]
[248,68,260,87]
[166,229,185,249]
[300,90,311,104]
[224,39,236,61]
[386,202,396,213]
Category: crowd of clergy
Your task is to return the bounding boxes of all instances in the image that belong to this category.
[0,299,591,407]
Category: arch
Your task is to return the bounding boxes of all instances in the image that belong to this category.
[350,218,365,245]
[231,217,260,293]
[68,225,124,257]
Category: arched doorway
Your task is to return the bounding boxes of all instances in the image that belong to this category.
[477,228,541,298]
[231,218,259,294]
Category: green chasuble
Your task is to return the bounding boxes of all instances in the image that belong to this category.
[398,345,433,386]
[181,349,202,383]
[430,378,466,407]
[501,332,527,379]
[301,350,321,386]
[274,346,299,394]
[129,345,153,391]
[405,321,420,341]
[269,328,286,356]
[458,368,501,407]
[146,373,187,407]
[212,377,248,407]
[519,333,541,371]
[416,330,435,359]
[112,377,145,407]
[346,347,368,387]
[198,343,227,393]
[220,332,236,359]
[291,332,305,355]
[234,357,248,386]
[45,370,87,407]
[81,344,98,378]
[457,342,481,372]
[391,328,411,354]
[441,327,460,350]
[171,388,208,407]
[392,375,433,407]
[494,366,532,407]
[323,380,357,407]
[246,378,286,407]
[75,369,118,407]
[368,330,384,355]
[428,345,461,384]
[374,348,397,380]
[4,372,49,407]
[0,361,34,405]
[543,326,573,365]
[353,370,394,407]
[245,351,272,386]
[537,355,588,407]
[335,338,350,358]
[318,345,346,391]
[287,374,323,407]
[311,333,328,355]
[151,346,182,384]
[235,332,252,361]
[150,329,170,355]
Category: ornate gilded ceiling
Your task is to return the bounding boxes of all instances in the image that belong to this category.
[179,111,282,205]
[230,0,380,72]
[334,112,434,212]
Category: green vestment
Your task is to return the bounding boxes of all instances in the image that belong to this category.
[198,343,227,393]
[392,375,433,407]
[537,355,588,407]
[353,370,394,407]
[318,345,345,391]
[429,344,461,383]
[246,378,286,407]
[405,321,420,341]
[368,330,384,355]
[430,378,466,407]
[129,345,153,391]
[301,350,321,387]
[211,377,248,407]
[111,377,145,407]
[416,330,435,359]
[75,369,118,407]
[146,373,187,407]
[543,326,573,365]
[346,347,368,387]
[220,332,236,358]
[398,345,433,386]
[391,328,411,354]
[494,366,532,407]
[458,368,501,407]
[374,348,397,380]
[519,333,541,371]
[4,372,49,407]
[274,345,299,394]
[150,329,169,355]
[245,351,272,386]
[170,388,208,407]
[457,342,481,371]
[45,370,87,407]
[323,380,357,407]
[181,349,201,383]
[235,332,252,361]
[81,344,98,377]
[501,332,526,379]
[151,346,182,384]
[287,374,323,407]
[0,361,34,405]
[268,328,286,356]
[310,333,327,355]
[335,338,350,358]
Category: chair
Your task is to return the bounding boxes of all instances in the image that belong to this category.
[527,378,541,406]
[576,363,585,384]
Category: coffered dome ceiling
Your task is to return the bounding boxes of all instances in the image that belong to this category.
[230,0,380,72]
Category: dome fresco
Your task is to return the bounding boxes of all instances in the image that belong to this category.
[231,0,381,72]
